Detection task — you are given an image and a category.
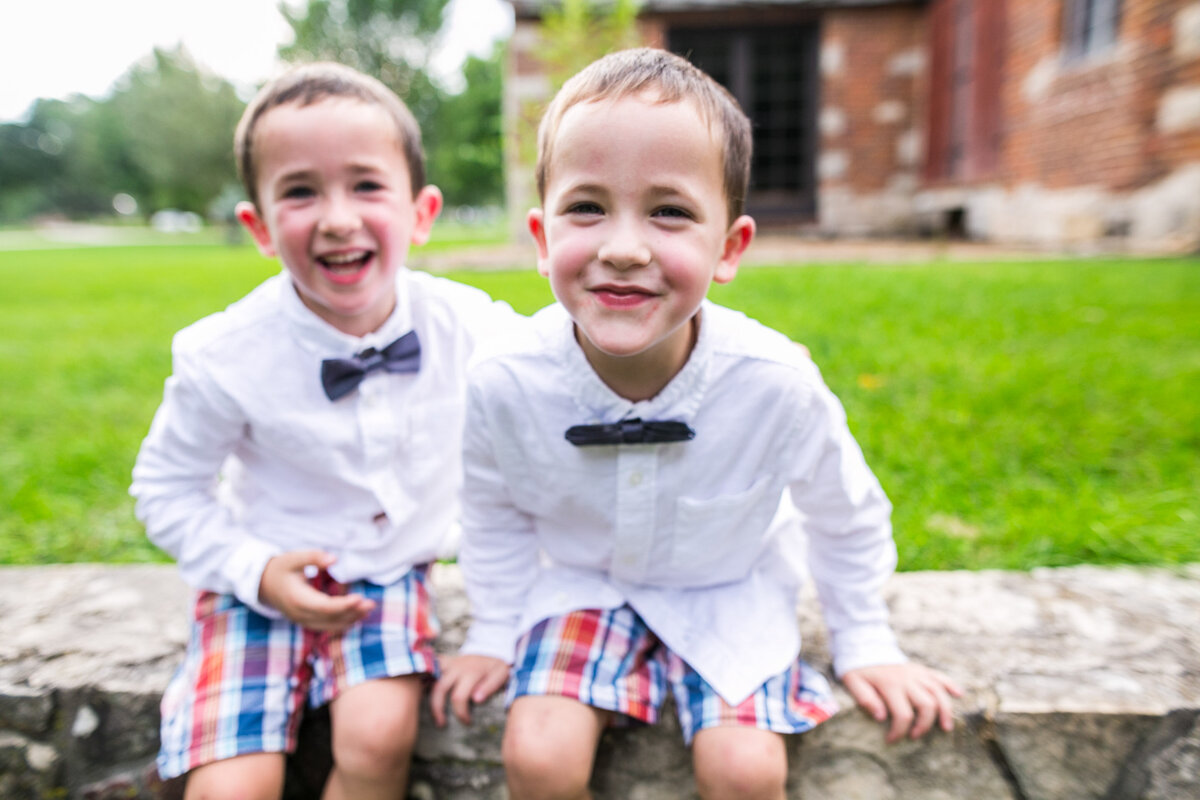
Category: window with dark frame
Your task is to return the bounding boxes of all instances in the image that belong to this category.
[669,24,821,221]
[1064,0,1123,59]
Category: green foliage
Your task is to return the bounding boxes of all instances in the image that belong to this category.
[0,47,244,223]
[514,0,643,172]
[426,44,506,207]
[279,0,505,210]
[280,0,452,134]
[108,47,244,213]
[1,1,504,225]
[538,0,642,91]
[1,248,1197,572]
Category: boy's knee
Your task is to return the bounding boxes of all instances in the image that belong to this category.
[330,707,417,777]
[502,700,600,800]
[693,728,788,800]
[329,678,422,779]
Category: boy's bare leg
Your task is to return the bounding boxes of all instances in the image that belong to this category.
[692,727,788,800]
[322,674,424,800]
[503,695,610,800]
[184,752,285,800]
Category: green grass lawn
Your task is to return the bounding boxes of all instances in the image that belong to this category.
[1,244,1197,571]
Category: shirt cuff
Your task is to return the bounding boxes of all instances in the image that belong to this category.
[830,622,908,677]
[460,619,519,664]
[224,539,285,619]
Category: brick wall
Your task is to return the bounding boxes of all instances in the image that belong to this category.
[937,0,1200,246]
[820,6,927,194]
[502,1,1200,249]
[817,5,927,234]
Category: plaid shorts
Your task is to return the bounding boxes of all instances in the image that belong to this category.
[157,567,438,780]
[509,605,837,744]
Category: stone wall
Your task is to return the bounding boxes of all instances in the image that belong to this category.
[2,563,1198,799]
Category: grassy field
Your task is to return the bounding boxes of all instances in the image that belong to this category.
[1,243,1196,572]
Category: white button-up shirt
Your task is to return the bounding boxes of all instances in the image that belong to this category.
[459,302,906,703]
[131,269,516,617]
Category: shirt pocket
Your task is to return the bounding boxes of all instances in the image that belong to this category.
[670,476,780,585]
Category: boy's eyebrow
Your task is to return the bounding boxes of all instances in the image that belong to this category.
[559,182,698,199]
[273,162,390,185]
[275,168,319,185]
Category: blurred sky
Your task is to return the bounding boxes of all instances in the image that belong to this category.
[0,0,514,124]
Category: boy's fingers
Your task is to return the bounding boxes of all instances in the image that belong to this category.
[879,686,914,743]
[907,686,938,739]
[931,676,959,731]
[429,679,449,727]
[474,665,508,704]
[452,681,476,725]
[843,673,886,722]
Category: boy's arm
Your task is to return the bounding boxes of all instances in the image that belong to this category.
[431,380,539,723]
[130,345,282,616]
[786,379,905,674]
[456,381,541,659]
[786,375,960,738]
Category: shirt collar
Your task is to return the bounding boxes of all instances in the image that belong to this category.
[557,301,713,424]
[278,268,416,357]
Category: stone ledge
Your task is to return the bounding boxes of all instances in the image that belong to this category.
[2,563,1197,799]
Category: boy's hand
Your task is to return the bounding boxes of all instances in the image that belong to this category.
[429,655,510,727]
[841,662,963,743]
[258,550,375,632]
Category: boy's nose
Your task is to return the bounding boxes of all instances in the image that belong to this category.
[598,220,651,270]
[318,194,363,238]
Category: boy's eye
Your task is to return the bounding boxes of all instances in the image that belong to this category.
[281,186,314,200]
[355,180,384,193]
[653,206,693,220]
[566,201,603,216]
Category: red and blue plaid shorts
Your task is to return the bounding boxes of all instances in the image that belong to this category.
[509,605,837,744]
[157,567,438,779]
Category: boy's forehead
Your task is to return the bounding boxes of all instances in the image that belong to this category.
[252,99,407,168]
[550,94,721,169]
[255,97,405,152]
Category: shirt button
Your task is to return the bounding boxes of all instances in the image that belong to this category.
[620,554,637,566]
[629,471,643,486]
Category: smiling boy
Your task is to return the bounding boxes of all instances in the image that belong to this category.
[132,63,515,799]
[433,49,961,799]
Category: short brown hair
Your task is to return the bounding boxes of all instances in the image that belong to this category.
[234,62,425,208]
[535,48,753,222]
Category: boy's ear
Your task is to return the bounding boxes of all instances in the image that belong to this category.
[236,201,276,257]
[714,215,755,285]
[527,208,551,277]
[409,185,444,246]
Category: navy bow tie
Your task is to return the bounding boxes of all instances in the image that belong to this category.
[320,331,421,401]
[565,418,695,446]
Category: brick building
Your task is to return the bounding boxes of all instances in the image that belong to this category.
[503,0,1200,250]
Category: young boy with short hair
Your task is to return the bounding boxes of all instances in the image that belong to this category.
[131,62,516,799]
[432,48,962,799]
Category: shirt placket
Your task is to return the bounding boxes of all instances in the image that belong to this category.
[611,446,658,583]
[356,377,403,523]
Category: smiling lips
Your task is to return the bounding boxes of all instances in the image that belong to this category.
[317,250,374,284]
[591,284,657,309]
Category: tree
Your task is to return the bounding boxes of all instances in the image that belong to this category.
[0,46,244,222]
[279,0,452,132]
[108,46,244,214]
[426,43,505,208]
[537,0,642,92]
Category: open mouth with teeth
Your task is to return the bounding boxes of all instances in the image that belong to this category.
[317,250,374,283]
